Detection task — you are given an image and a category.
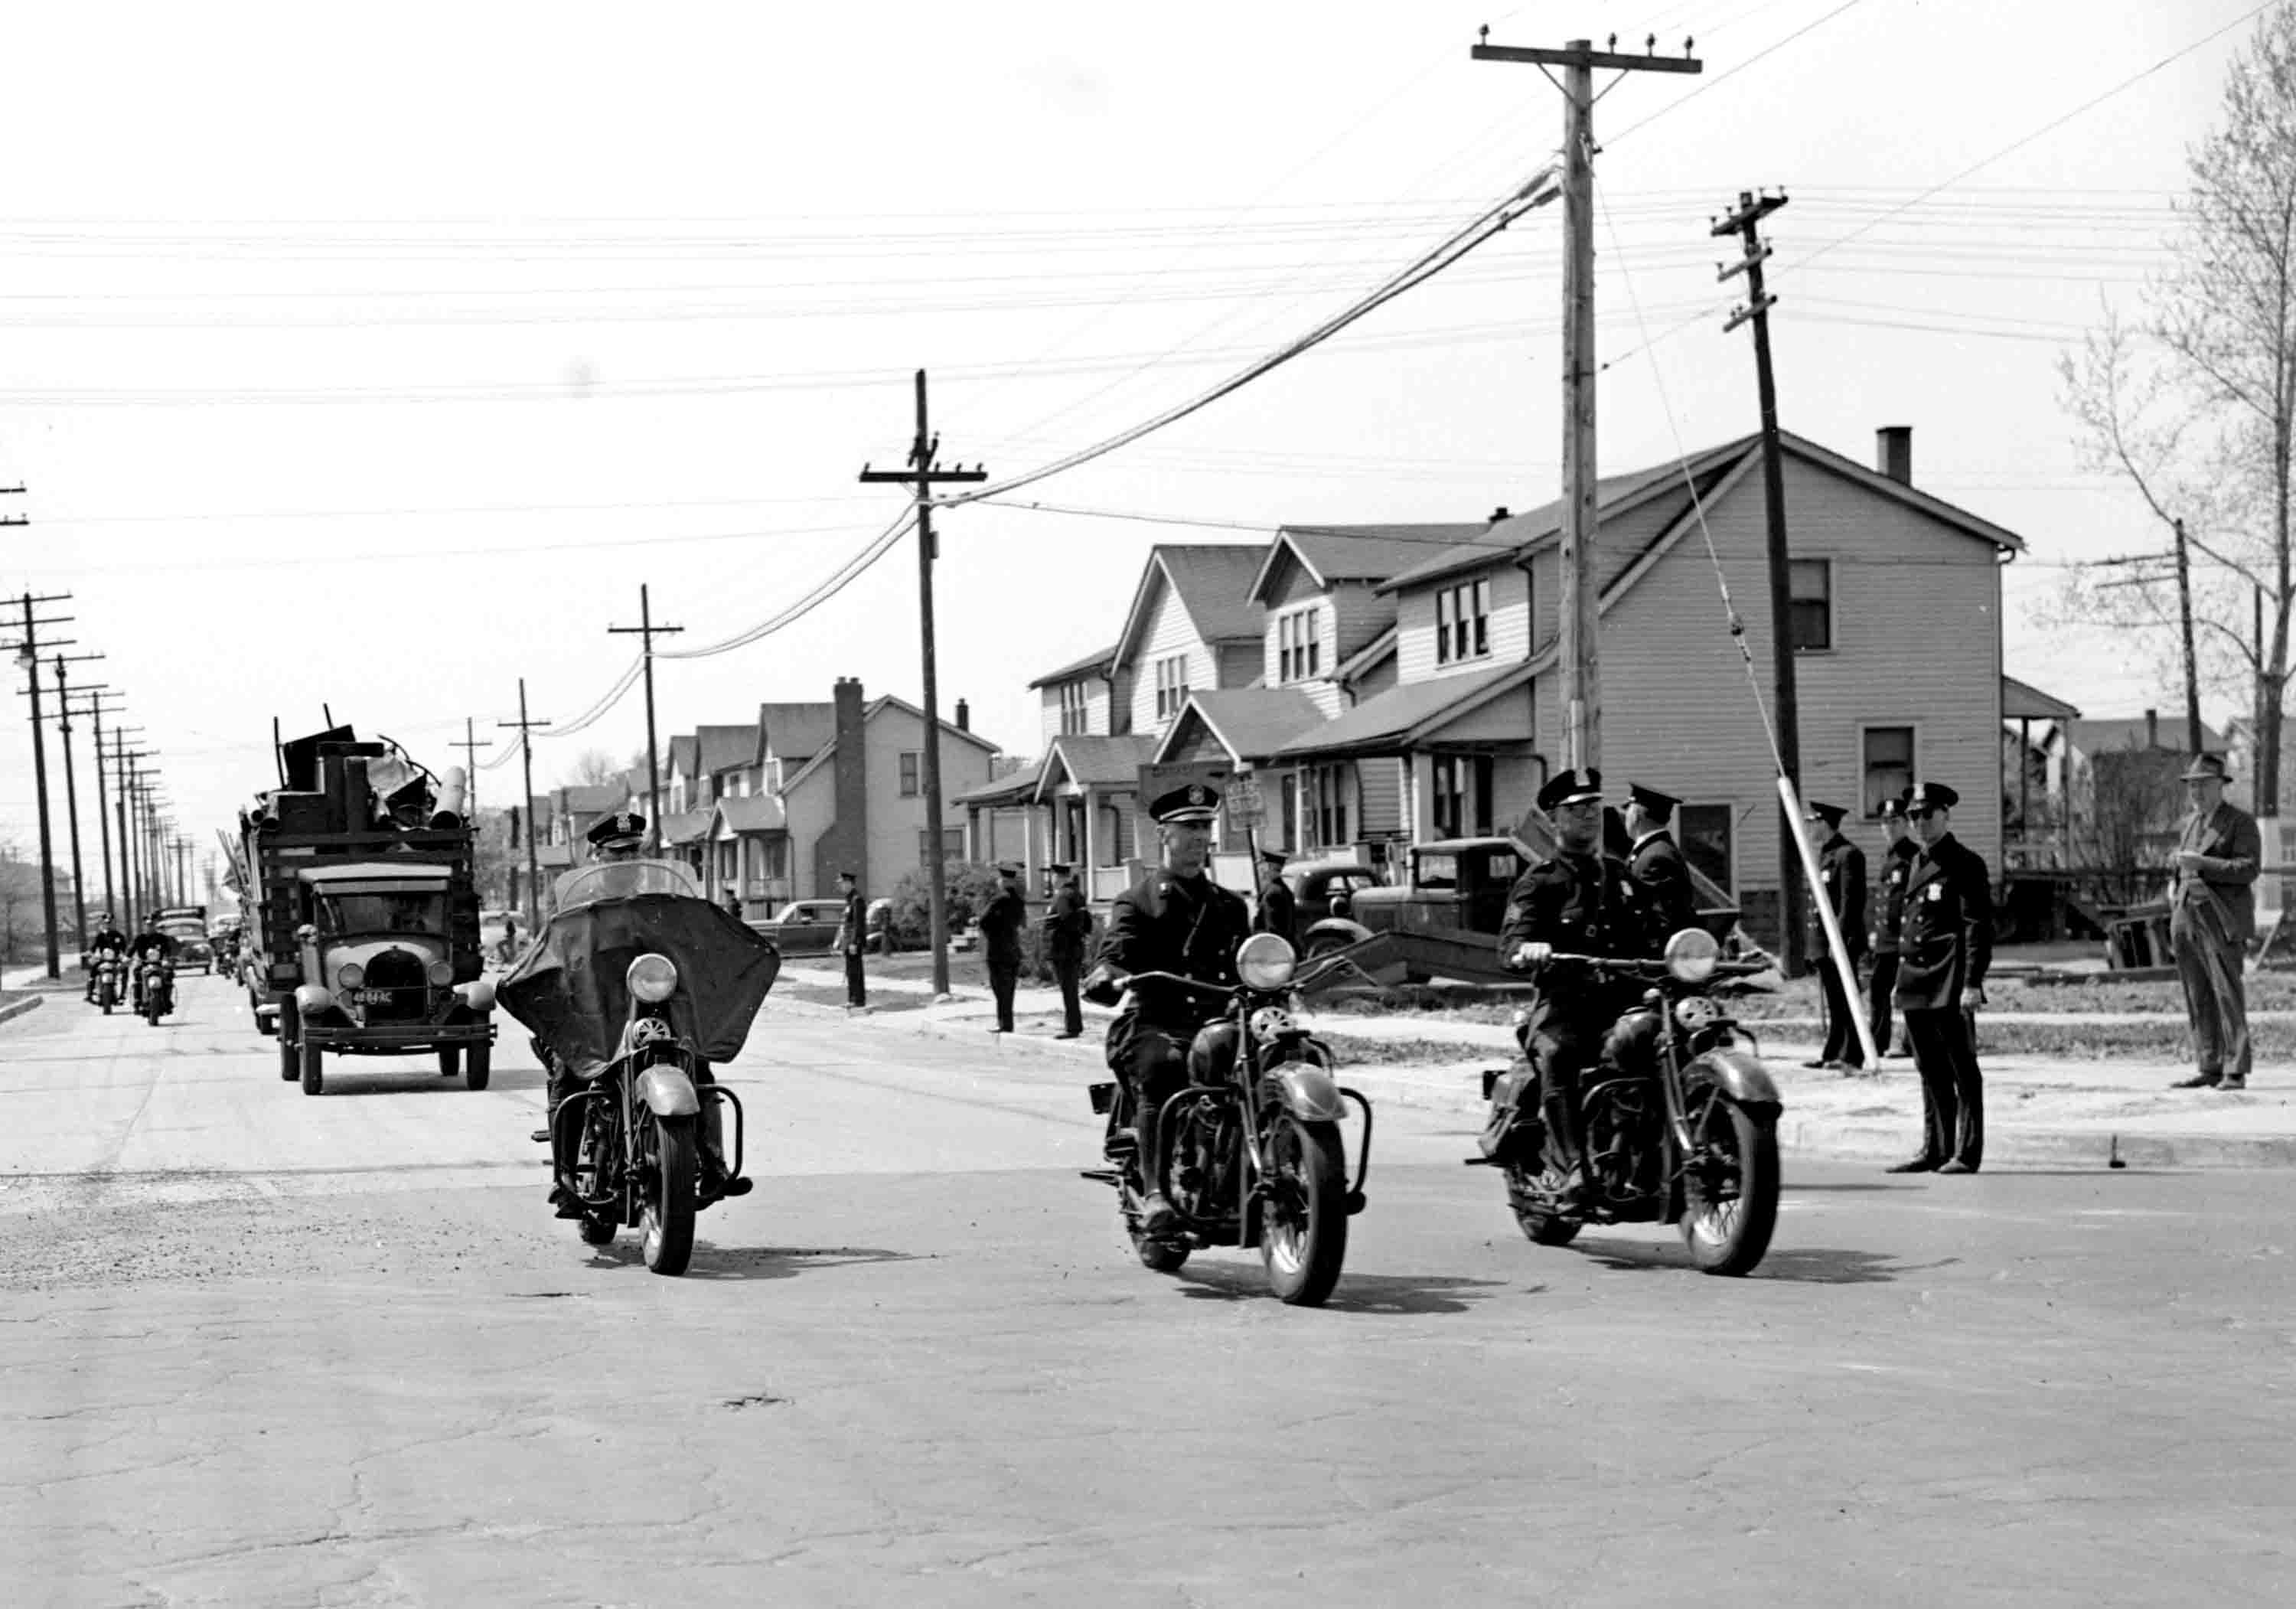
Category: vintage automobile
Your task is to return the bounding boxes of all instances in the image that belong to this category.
[1285,859,1387,924]
[152,910,217,974]
[752,898,846,953]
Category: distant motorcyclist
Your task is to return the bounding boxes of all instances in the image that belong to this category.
[1084,783,1253,1239]
[85,912,128,1000]
[1496,769,1662,1202]
[126,918,178,1011]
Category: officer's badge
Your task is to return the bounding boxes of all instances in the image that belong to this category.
[1187,785,1206,804]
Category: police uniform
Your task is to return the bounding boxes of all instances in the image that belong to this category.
[1625,782,1698,939]
[1890,782,1992,1173]
[1253,850,1297,947]
[833,874,867,1009]
[1805,801,1870,1069]
[979,864,1029,1033]
[1867,797,1917,1058]
[1041,863,1091,1038]
[1495,769,1659,1173]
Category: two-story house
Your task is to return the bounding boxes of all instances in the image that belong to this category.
[1276,426,2027,945]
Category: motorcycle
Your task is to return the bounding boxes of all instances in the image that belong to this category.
[1081,933,1371,1307]
[86,951,125,1013]
[1470,927,1782,1277]
[498,859,781,1277]
[138,958,177,1026]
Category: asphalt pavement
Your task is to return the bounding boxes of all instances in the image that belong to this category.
[3,974,2293,1605]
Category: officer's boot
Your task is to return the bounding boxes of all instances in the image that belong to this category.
[1540,1075,1591,1205]
[1133,1096,1179,1239]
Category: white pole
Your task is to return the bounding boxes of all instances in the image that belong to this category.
[1776,775,1880,1070]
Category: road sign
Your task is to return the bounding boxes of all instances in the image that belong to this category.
[1225,772,1264,829]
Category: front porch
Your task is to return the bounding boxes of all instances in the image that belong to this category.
[1035,734,1157,902]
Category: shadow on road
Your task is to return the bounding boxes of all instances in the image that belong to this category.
[1574,1237,1945,1284]
[1172,1261,1512,1314]
[306,1065,546,1096]
[581,1242,922,1282]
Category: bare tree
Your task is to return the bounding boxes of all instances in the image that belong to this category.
[567,749,621,788]
[2056,6,2296,814]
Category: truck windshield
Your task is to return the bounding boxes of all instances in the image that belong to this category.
[317,891,449,937]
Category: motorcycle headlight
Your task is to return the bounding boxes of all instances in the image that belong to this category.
[335,962,366,991]
[628,952,679,1004]
[1665,926,1720,984]
[1236,932,1296,992]
[426,959,454,987]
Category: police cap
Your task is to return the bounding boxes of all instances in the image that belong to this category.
[1149,782,1221,824]
[1535,768,1603,813]
[587,809,646,850]
[1804,800,1848,829]
[1906,780,1959,814]
[1626,782,1678,820]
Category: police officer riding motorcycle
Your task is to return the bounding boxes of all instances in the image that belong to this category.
[125,918,178,1013]
[85,912,128,1004]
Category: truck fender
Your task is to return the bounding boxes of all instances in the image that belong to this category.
[1302,917,1374,955]
[1257,1059,1346,1123]
[635,1065,702,1118]
[1688,1044,1780,1108]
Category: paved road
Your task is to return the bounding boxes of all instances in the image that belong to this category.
[4,975,2293,1606]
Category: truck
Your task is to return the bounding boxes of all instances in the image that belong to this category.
[231,724,496,1095]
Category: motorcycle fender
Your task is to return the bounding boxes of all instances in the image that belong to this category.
[1258,1061,1345,1123]
[1690,1045,1781,1108]
[634,1065,701,1118]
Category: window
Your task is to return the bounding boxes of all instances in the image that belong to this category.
[1862,726,1915,817]
[1058,680,1089,734]
[1435,578,1491,664]
[899,751,921,796]
[1430,754,1494,838]
[1154,654,1190,720]
[1789,558,1832,651]
[1277,608,1321,683]
[1306,764,1350,847]
[917,827,964,862]
[1679,804,1733,894]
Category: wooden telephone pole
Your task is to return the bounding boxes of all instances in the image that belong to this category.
[608,585,683,847]
[74,693,128,921]
[451,717,494,821]
[1475,33,1701,773]
[49,654,104,951]
[5,590,76,977]
[500,682,551,934]
[861,370,987,999]
[1714,188,1808,974]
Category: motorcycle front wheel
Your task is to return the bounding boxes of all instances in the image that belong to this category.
[640,1113,699,1276]
[1680,1094,1780,1277]
[1261,1115,1347,1306]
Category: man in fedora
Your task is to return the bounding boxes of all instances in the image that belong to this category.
[1887,782,1993,1174]
[2167,752,2262,1092]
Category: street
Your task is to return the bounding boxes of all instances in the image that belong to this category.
[2,975,2291,1606]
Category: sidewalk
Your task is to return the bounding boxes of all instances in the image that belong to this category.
[776,964,2296,1171]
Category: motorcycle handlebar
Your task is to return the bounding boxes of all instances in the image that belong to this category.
[1512,951,1769,980]
[1111,969,1234,999]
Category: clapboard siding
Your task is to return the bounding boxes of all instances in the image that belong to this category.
[1037,675,1115,744]
[1358,757,1404,834]
[1218,641,1261,689]
[1125,576,1213,735]
[1395,563,1533,681]
[1330,578,1397,661]
[1600,453,2004,889]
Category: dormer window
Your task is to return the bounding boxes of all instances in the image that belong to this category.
[1277,608,1322,683]
[1436,577,1491,664]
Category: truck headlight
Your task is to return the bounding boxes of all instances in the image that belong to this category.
[335,962,365,991]
[455,979,496,1013]
[426,960,454,987]
[1236,932,1296,991]
[628,953,678,1003]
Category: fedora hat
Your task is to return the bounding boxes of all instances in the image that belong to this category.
[2180,752,2233,783]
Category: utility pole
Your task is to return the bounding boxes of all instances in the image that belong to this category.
[450,716,494,821]
[1714,188,1807,974]
[1476,32,1701,773]
[5,589,75,977]
[861,369,988,998]
[80,700,129,922]
[50,655,104,951]
[500,680,551,934]
[2172,517,2203,755]
[608,584,683,846]
[115,733,139,931]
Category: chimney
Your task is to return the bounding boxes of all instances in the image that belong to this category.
[1489,505,1511,524]
[814,677,870,897]
[1876,426,1912,485]
[954,697,970,733]
[2145,707,2158,749]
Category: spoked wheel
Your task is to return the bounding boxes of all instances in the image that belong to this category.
[572,1100,617,1247]
[639,1114,699,1275]
[1505,1154,1585,1246]
[1121,1178,1190,1274]
[1680,1093,1780,1277]
[1260,1115,1348,1307]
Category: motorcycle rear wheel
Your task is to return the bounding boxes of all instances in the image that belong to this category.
[640,1114,699,1276]
[1261,1115,1348,1307]
[1679,1095,1779,1277]
[1505,1157,1584,1246]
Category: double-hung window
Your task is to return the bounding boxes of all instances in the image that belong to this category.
[1435,577,1492,664]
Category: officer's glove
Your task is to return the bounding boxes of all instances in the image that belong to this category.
[1965,984,1986,1012]
[1508,942,1552,972]
[1082,965,1126,1009]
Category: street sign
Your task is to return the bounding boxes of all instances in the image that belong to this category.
[1226,772,1265,829]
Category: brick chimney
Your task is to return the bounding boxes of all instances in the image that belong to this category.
[1876,426,1913,485]
[811,677,870,896]
[2145,707,2158,749]
[954,697,970,733]
[1489,505,1511,524]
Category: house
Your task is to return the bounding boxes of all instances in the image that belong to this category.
[956,756,1049,881]
[1031,733,1159,901]
[547,780,632,863]
[1031,645,1120,743]
[1272,424,2024,945]
[2066,707,2227,870]
[1109,545,1269,738]
[2002,675,2082,871]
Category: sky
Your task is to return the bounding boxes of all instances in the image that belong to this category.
[0,0,2267,886]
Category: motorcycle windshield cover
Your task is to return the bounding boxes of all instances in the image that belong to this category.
[497,893,781,1075]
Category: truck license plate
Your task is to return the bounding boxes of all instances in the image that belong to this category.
[351,987,401,1004]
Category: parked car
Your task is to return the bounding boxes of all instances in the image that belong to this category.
[1287,860,1385,922]
[866,897,898,954]
[754,899,846,952]
[155,914,216,974]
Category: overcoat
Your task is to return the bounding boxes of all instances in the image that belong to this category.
[1891,832,1992,1013]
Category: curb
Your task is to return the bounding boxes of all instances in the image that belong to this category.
[0,995,46,1026]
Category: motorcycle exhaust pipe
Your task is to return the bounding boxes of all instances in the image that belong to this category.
[430,765,467,829]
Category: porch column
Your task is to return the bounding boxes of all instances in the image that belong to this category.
[1084,789,1101,884]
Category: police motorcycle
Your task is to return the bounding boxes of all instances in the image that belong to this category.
[497,858,781,1277]
[137,955,178,1026]
[1081,933,1372,1307]
[1470,927,1782,1277]
[86,946,127,1013]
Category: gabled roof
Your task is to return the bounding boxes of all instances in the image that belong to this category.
[2003,675,2081,723]
[2072,715,2227,756]
[658,808,715,847]
[954,759,1045,808]
[1153,688,1324,765]
[1277,651,1554,762]
[1333,624,1398,687]
[696,723,760,777]
[713,794,787,834]
[559,781,628,816]
[777,694,1003,797]
[756,701,837,764]
[1035,734,1158,799]
[1114,544,1267,666]
[1250,524,1485,604]
[667,733,698,780]
[1028,643,1118,691]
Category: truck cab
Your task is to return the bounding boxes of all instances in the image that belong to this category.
[1300,837,1528,984]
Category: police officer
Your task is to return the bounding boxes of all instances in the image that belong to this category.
[1868,795,1917,1059]
[979,863,1028,1033]
[1253,847,1297,947]
[1804,800,1870,1071]
[1086,783,1253,1237]
[1041,862,1091,1039]
[1623,782,1697,938]
[833,870,868,1012]
[1496,769,1660,1198]
[126,915,178,1011]
[1887,781,1993,1174]
[85,911,127,1001]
